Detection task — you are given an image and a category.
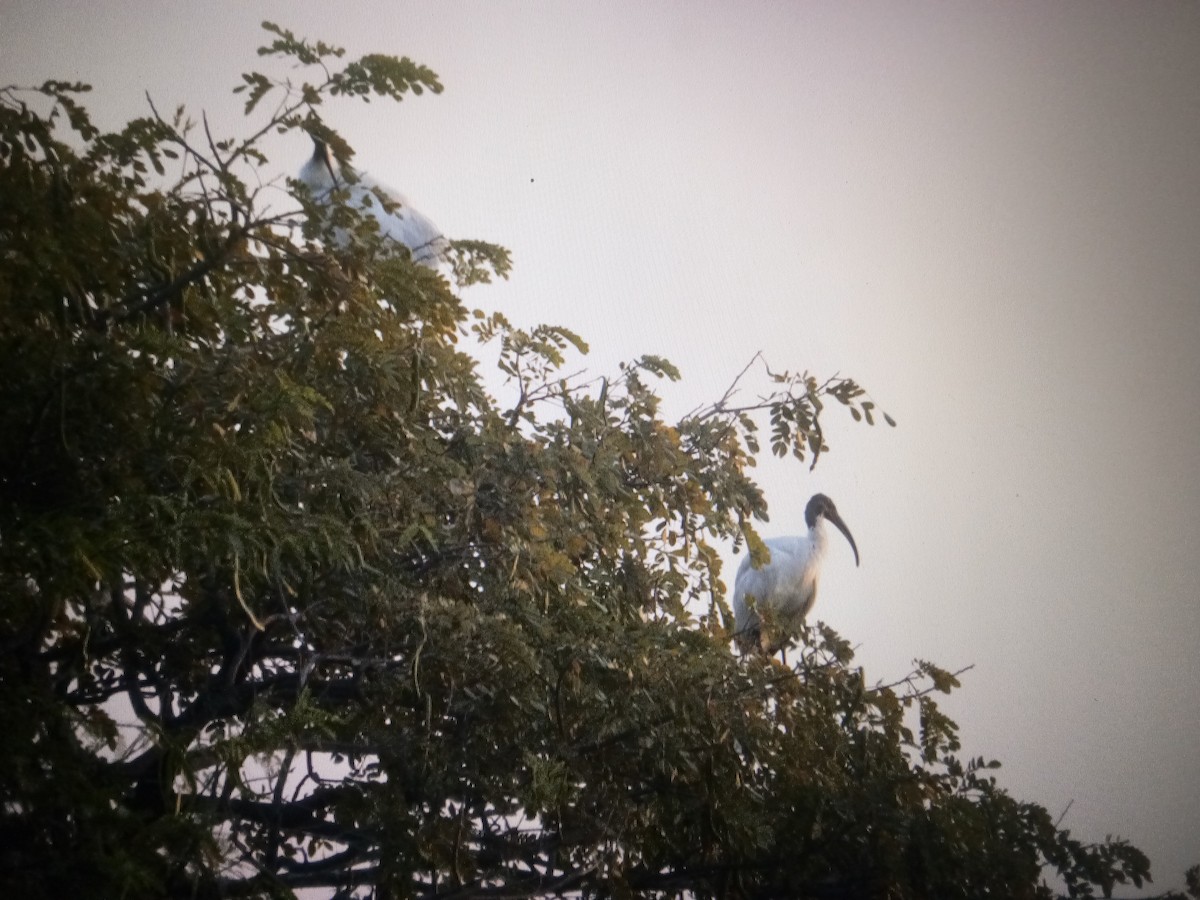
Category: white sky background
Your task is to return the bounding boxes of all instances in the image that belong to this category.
[3,0,1198,891]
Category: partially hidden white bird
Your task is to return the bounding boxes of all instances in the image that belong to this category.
[732,493,860,656]
[297,138,450,267]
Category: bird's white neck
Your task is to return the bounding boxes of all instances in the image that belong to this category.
[298,150,338,194]
[808,519,831,560]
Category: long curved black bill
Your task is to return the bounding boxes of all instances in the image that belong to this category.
[308,137,340,189]
[827,511,860,566]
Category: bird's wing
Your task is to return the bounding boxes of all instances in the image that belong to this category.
[767,536,819,619]
[302,163,450,266]
[732,538,810,622]
[381,201,450,264]
[353,175,447,264]
[733,544,785,625]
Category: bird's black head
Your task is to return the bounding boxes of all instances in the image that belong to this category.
[804,493,836,528]
[805,493,860,566]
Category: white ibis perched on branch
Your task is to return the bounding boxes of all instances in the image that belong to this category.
[733,493,860,656]
[297,138,450,267]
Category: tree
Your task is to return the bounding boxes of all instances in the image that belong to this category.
[0,23,1177,900]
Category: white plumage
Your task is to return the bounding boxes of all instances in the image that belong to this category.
[733,493,859,655]
[297,138,450,267]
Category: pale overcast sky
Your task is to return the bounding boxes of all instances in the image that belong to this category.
[3,1,1198,891]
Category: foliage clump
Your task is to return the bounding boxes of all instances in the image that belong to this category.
[0,23,1175,900]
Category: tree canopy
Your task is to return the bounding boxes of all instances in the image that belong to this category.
[1,23,1188,900]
